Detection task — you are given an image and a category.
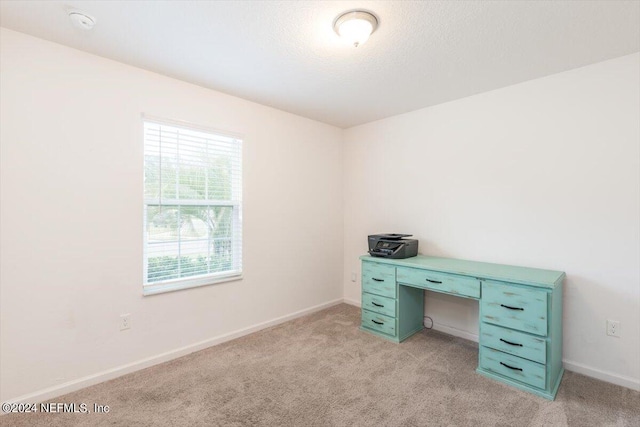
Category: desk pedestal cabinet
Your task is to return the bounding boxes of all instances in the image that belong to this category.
[360,255,565,400]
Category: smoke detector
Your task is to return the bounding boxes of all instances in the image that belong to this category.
[68,10,96,30]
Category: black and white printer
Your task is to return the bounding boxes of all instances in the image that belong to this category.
[367,234,418,259]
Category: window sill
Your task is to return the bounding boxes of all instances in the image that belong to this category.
[143,272,243,296]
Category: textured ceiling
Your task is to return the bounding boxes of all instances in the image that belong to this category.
[1,1,639,128]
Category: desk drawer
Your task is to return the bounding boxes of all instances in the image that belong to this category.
[362,293,396,318]
[396,267,480,299]
[481,281,548,336]
[480,346,546,390]
[362,262,396,298]
[361,310,396,337]
[480,322,546,364]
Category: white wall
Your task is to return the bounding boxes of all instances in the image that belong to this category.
[344,53,640,389]
[2,28,638,403]
[0,28,344,402]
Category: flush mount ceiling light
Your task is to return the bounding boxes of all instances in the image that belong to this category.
[68,10,96,30]
[333,10,378,47]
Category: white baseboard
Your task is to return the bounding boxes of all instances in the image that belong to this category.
[4,298,344,405]
[343,297,361,307]
[430,321,479,343]
[430,324,639,391]
[563,359,640,391]
[429,322,639,391]
[349,303,640,392]
[13,300,635,405]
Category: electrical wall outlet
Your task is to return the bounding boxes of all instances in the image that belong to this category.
[120,314,131,331]
[351,272,357,282]
[606,319,620,337]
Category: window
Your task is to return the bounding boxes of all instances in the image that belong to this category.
[143,118,242,295]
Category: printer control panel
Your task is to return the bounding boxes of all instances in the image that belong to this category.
[371,241,402,256]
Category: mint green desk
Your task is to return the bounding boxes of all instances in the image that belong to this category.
[359,254,565,400]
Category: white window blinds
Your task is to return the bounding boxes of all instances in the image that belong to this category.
[143,119,242,294]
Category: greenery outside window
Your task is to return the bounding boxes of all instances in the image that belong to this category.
[143,118,242,295]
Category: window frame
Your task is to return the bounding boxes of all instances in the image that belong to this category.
[142,114,243,296]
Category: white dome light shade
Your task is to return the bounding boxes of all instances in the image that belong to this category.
[334,11,378,47]
[338,19,373,46]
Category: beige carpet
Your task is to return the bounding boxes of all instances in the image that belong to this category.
[2,304,639,426]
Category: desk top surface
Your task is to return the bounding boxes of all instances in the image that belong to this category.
[360,254,565,288]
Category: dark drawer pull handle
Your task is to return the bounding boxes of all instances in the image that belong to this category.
[500,304,524,311]
[372,278,384,282]
[371,320,384,325]
[500,338,523,347]
[371,302,384,307]
[500,362,523,371]
[426,279,443,284]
